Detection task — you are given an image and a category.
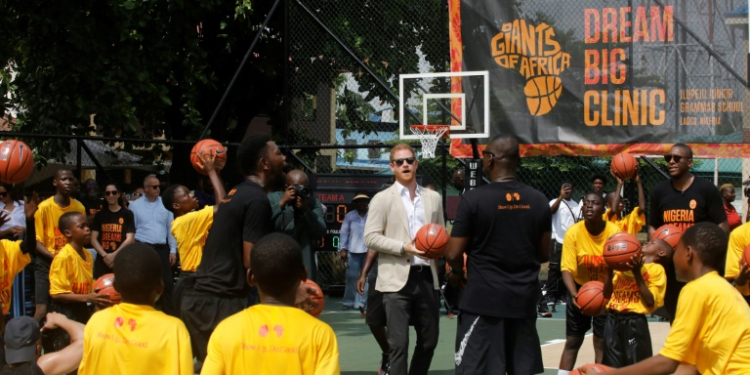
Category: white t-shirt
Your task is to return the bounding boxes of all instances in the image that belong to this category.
[549,198,578,243]
[0,200,25,233]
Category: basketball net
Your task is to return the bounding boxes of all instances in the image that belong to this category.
[410,126,448,159]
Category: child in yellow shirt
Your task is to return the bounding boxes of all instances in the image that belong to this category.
[602,239,669,368]
[585,223,750,375]
[48,212,110,324]
[78,243,193,375]
[605,171,646,236]
[162,153,226,276]
[202,233,340,375]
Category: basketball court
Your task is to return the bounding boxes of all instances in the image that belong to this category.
[320,297,670,374]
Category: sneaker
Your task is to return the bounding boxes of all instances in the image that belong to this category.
[359,306,365,317]
[538,311,552,318]
[379,353,390,375]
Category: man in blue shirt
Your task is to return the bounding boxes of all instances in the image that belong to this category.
[129,174,177,315]
[339,192,370,311]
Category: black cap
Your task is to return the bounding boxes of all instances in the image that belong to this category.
[5,316,39,364]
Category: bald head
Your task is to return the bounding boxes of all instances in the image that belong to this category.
[286,170,309,186]
[487,135,520,163]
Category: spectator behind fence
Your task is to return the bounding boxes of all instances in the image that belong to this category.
[0,183,26,240]
[720,183,742,232]
[339,192,370,312]
[129,174,177,316]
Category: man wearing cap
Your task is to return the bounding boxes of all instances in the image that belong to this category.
[339,192,371,311]
[2,313,84,374]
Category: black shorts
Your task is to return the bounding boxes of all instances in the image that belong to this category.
[180,288,246,363]
[365,273,387,327]
[602,312,652,368]
[565,294,606,337]
[455,311,543,375]
[34,257,52,305]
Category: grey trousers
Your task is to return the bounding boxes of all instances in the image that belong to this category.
[382,266,440,375]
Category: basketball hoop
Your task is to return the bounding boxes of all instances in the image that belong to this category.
[410,125,450,159]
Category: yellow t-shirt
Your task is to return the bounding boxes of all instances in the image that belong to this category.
[49,244,93,295]
[35,197,86,256]
[79,303,193,375]
[660,272,750,374]
[202,304,340,375]
[0,240,30,315]
[606,263,666,314]
[726,222,750,296]
[605,208,645,236]
[171,205,213,272]
[561,221,621,285]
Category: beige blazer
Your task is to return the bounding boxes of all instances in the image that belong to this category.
[364,183,445,292]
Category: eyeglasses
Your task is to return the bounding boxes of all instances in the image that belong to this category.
[132,193,143,197]
[392,157,415,166]
[664,154,688,163]
[0,192,7,198]
[104,191,119,196]
[149,185,160,190]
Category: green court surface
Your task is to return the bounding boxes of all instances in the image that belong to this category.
[320,297,566,375]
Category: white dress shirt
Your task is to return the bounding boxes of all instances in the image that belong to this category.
[394,181,430,266]
[0,200,25,232]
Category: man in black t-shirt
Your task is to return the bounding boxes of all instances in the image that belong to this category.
[446,135,552,375]
[179,134,286,372]
[648,143,728,323]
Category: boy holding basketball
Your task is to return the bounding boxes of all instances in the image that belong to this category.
[162,153,226,277]
[585,223,750,375]
[78,243,193,375]
[34,169,86,322]
[49,212,110,324]
[725,221,750,305]
[606,171,646,236]
[558,192,621,375]
[202,233,339,375]
[601,239,669,367]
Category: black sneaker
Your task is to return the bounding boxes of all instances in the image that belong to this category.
[379,353,390,375]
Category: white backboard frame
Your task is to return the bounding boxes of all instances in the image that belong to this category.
[398,70,489,140]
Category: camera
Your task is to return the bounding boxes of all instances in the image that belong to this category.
[294,184,311,199]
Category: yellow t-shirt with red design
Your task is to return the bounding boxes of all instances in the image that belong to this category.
[49,244,93,295]
[561,221,621,285]
[659,272,750,374]
[202,304,340,375]
[726,222,750,296]
[79,303,193,375]
[0,240,30,314]
[605,208,646,236]
[607,263,666,314]
[35,197,86,256]
[171,205,213,272]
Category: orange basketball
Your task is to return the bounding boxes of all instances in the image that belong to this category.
[571,363,614,374]
[415,223,450,259]
[603,232,642,271]
[524,75,563,116]
[610,152,638,180]
[190,139,227,175]
[302,279,325,318]
[94,273,121,304]
[0,140,34,184]
[742,243,750,267]
[576,281,606,316]
[654,224,683,249]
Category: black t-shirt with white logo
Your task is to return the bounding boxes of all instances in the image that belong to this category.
[195,180,272,297]
[649,176,726,321]
[451,180,552,318]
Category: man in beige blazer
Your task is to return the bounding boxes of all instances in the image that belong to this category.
[364,143,445,375]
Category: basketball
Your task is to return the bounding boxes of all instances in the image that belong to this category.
[653,224,683,249]
[576,281,606,316]
[303,279,325,318]
[0,140,34,184]
[742,243,750,267]
[603,232,642,271]
[190,139,227,175]
[94,273,121,304]
[524,75,563,116]
[610,152,638,180]
[571,364,614,374]
[415,223,450,259]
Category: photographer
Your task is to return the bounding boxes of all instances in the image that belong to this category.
[268,170,326,280]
